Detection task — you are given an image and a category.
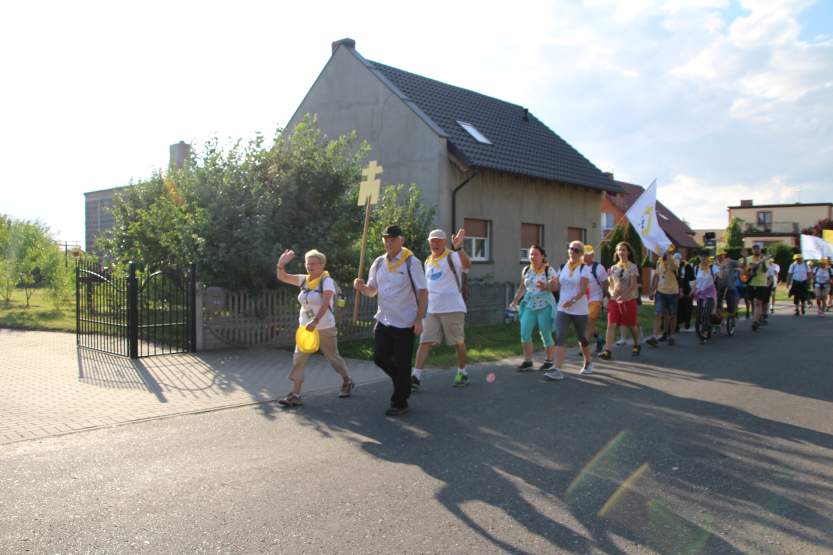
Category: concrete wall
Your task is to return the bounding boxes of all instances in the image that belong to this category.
[451,165,603,283]
[286,46,448,225]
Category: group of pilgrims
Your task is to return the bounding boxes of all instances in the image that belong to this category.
[273,224,832,415]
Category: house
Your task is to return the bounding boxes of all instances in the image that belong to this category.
[83,142,191,257]
[601,180,700,258]
[727,200,833,249]
[286,38,622,283]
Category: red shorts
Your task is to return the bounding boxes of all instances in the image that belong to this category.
[607,299,638,327]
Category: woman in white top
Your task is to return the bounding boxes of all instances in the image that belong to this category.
[546,240,593,381]
[276,249,354,407]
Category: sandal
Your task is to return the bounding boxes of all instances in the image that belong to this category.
[631,345,641,357]
[598,349,612,361]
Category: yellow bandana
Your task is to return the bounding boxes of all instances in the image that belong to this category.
[426,249,450,270]
[567,260,582,277]
[386,248,413,272]
[306,271,330,291]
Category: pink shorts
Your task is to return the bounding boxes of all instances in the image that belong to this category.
[607,299,638,327]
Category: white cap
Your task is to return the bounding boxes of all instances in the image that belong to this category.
[427,229,447,240]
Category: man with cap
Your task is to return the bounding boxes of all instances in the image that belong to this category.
[743,243,769,331]
[787,253,809,315]
[411,228,471,389]
[647,245,679,347]
[582,244,608,353]
[354,224,428,416]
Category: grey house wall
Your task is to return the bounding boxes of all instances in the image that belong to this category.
[285,46,450,228]
[451,165,603,284]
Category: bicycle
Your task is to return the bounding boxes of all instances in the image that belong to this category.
[694,296,715,343]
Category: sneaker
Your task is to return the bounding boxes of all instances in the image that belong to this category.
[631,345,641,357]
[277,393,303,407]
[667,337,675,346]
[598,349,613,361]
[615,338,626,346]
[580,363,593,375]
[339,380,354,398]
[410,375,421,391]
[516,360,534,372]
[539,360,554,371]
[646,337,658,347]
[543,369,565,381]
[385,405,409,417]
[658,334,668,342]
[452,372,470,388]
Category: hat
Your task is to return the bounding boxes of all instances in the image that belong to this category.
[793,253,802,260]
[382,225,403,238]
[584,244,595,255]
[427,229,447,240]
[667,244,676,253]
[673,253,682,262]
[716,246,727,255]
[752,243,762,249]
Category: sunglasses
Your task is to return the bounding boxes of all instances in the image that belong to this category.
[569,247,582,253]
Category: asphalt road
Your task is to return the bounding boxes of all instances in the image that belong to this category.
[2,310,833,554]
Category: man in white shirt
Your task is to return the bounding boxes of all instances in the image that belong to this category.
[354,225,428,416]
[767,260,781,314]
[411,228,471,390]
[787,254,809,315]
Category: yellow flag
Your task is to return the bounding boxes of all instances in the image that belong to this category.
[823,229,833,245]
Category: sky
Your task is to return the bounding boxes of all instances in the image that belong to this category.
[1,0,831,243]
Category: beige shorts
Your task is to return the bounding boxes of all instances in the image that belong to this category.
[421,312,465,346]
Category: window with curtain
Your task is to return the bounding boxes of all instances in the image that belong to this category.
[463,218,490,261]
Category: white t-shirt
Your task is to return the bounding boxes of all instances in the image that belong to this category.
[557,263,592,315]
[424,251,466,314]
[788,262,808,281]
[585,262,607,302]
[768,263,780,282]
[815,266,832,285]
[297,276,337,330]
[367,251,428,329]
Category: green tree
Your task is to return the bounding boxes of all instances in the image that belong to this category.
[725,217,745,249]
[624,222,645,268]
[767,242,793,282]
[0,217,58,305]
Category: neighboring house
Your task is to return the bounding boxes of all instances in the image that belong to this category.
[601,180,699,258]
[286,38,621,283]
[728,200,833,248]
[84,142,190,257]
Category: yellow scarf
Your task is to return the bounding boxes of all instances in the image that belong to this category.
[567,259,581,277]
[426,249,450,270]
[386,248,413,272]
[531,263,546,274]
[306,270,329,291]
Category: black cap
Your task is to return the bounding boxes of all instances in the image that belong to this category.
[382,224,403,238]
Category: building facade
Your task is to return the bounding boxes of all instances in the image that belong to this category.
[728,200,833,248]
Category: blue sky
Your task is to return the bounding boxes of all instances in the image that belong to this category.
[1,0,831,243]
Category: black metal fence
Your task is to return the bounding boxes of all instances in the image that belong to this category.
[76,261,196,358]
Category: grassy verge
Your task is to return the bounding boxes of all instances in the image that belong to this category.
[339,303,657,369]
[0,288,75,332]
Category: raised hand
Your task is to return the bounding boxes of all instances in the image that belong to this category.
[451,228,466,250]
[278,249,295,268]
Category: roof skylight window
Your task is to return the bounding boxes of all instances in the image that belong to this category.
[457,121,492,145]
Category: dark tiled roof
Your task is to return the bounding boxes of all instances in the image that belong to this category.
[361,58,619,193]
[611,181,699,248]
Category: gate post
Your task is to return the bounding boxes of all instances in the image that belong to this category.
[189,263,197,352]
[75,262,80,347]
[128,261,139,359]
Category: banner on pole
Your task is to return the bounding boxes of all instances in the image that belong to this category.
[624,179,673,255]
[823,229,833,246]
[800,234,833,260]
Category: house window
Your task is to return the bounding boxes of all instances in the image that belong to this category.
[457,121,493,145]
[601,212,615,231]
[463,218,490,261]
[520,223,543,261]
[756,211,772,230]
[567,227,586,243]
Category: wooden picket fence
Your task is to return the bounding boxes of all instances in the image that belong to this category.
[196,282,515,351]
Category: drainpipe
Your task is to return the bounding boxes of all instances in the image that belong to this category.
[451,170,478,232]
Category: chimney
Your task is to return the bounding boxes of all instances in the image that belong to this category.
[603,171,614,179]
[740,199,753,207]
[522,108,529,122]
[169,141,191,169]
[331,37,356,55]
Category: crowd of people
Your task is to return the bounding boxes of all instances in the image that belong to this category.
[274,224,831,416]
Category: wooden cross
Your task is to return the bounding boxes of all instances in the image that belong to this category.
[358,160,383,206]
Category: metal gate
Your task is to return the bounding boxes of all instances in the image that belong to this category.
[76,261,196,358]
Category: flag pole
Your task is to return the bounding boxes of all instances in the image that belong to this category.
[353,195,373,322]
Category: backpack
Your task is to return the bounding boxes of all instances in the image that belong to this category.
[445,252,469,302]
[300,275,344,315]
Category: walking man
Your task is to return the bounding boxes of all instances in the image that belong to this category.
[582,244,608,353]
[411,228,471,389]
[787,253,809,315]
[647,247,679,347]
[354,225,428,416]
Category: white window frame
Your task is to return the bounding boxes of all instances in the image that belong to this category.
[457,121,493,145]
[463,219,491,262]
[520,223,543,262]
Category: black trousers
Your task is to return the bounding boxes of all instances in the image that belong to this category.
[677,295,692,330]
[373,322,415,409]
